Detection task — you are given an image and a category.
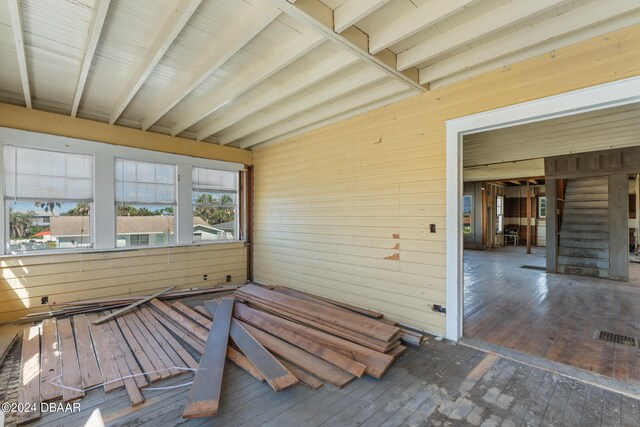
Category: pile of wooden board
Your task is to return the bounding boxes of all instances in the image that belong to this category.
[13,283,426,423]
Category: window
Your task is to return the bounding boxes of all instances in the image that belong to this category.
[463,195,472,234]
[539,196,547,218]
[115,159,176,247]
[496,195,504,233]
[4,146,93,253]
[192,167,238,242]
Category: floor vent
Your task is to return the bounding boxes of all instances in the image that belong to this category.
[594,330,638,347]
[520,265,546,271]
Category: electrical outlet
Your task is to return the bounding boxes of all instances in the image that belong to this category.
[226,275,232,283]
[203,274,208,281]
[432,304,446,313]
[41,296,49,304]
[429,224,436,233]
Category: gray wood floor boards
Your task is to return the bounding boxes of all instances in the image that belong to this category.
[3,336,638,426]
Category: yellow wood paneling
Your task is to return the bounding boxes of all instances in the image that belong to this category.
[252,24,640,335]
[0,103,252,165]
[0,243,246,323]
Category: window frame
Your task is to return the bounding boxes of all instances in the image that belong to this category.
[191,167,240,244]
[0,127,245,257]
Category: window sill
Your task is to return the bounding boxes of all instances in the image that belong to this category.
[1,240,246,259]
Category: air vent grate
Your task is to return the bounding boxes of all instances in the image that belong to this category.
[594,330,638,347]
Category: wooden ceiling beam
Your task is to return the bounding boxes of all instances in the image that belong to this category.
[420,0,640,85]
[7,0,31,108]
[369,0,477,55]
[196,50,359,141]
[219,67,387,145]
[268,0,425,92]
[239,79,410,149]
[141,1,280,131]
[108,0,203,124]
[397,0,569,71]
[71,0,111,117]
[173,28,325,137]
[333,0,391,33]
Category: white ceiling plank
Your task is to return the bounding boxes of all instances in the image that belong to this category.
[219,66,388,145]
[71,0,111,117]
[140,1,280,131]
[108,0,203,124]
[420,0,640,84]
[7,0,31,108]
[334,0,391,33]
[397,0,569,71]
[196,50,359,141]
[429,10,640,90]
[238,79,411,149]
[269,0,426,92]
[252,90,414,150]
[172,29,325,137]
[369,0,478,54]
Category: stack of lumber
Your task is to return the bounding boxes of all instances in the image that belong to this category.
[11,282,427,422]
[19,284,242,321]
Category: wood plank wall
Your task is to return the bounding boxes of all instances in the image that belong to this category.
[251,24,640,335]
[0,243,246,323]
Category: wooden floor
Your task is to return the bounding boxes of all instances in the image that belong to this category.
[1,330,638,426]
[464,247,640,385]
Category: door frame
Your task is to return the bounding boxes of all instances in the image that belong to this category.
[444,76,640,341]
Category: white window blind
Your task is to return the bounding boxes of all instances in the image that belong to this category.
[115,159,175,204]
[192,167,237,193]
[4,146,93,201]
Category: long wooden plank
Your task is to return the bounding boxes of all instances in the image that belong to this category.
[183,298,234,419]
[135,306,199,369]
[237,284,399,341]
[235,302,394,378]
[130,309,191,371]
[40,319,62,401]
[273,285,384,319]
[92,285,175,324]
[99,319,144,406]
[226,346,264,382]
[173,301,213,327]
[233,302,366,377]
[0,326,18,368]
[173,303,268,381]
[239,321,355,388]
[205,300,298,392]
[72,314,104,388]
[17,326,40,425]
[85,313,125,392]
[149,298,209,341]
[144,305,206,354]
[278,357,323,390]
[115,315,165,382]
[103,318,149,388]
[57,318,85,402]
[122,312,180,376]
[245,299,397,353]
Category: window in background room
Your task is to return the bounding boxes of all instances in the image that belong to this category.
[4,146,93,253]
[463,195,472,234]
[115,159,176,247]
[496,195,504,233]
[192,167,238,242]
[538,196,547,218]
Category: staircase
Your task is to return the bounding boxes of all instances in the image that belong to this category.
[557,176,610,278]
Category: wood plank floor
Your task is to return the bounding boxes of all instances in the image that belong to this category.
[464,247,640,385]
[0,329,637,426]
